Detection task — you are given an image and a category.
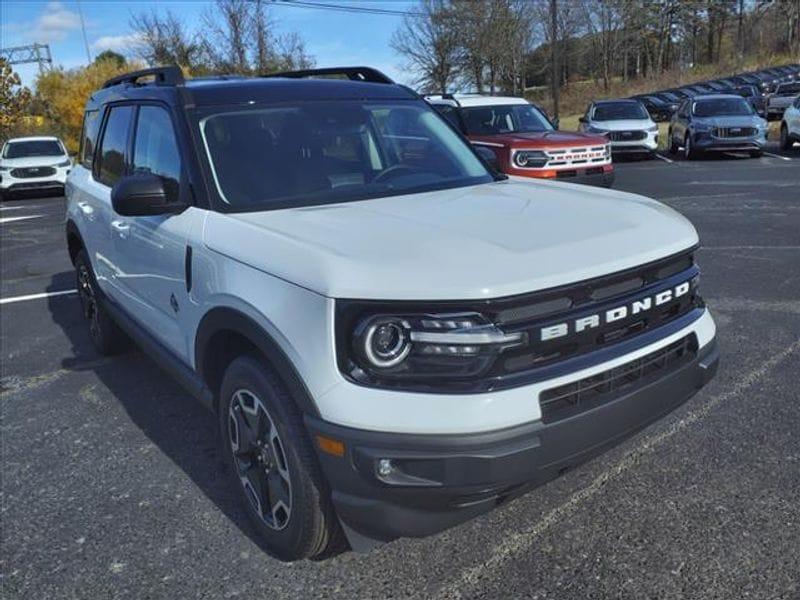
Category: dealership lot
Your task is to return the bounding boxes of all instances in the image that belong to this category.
[2,146,799,599]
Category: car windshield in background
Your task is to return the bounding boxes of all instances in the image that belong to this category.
[692,98,754,117]
[777,83,800,96]
[3,140,63,158]
[199,101,493,210]
[592,102,649,121]
[460,104,554,135]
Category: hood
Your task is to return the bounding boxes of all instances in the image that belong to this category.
[694,115,764,127]
[471,131,608,148]
[592,119,654,131]
[0,155,67,168]
[204,179,698,300]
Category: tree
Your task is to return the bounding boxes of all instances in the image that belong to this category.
[35,60,141,152]
[391,0,460,92]
[94,50,127,68]
[129,9,204,71]
[0,59,32,142]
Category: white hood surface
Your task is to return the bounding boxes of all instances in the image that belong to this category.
[594,119,654,131]
[204,178,698,300]
[0,155,67,168]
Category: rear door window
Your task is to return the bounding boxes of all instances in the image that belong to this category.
[96,105,134,187]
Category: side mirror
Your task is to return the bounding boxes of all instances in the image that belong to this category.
[474,145,500,173]
[111,173,185,217]
[551,117,560,130]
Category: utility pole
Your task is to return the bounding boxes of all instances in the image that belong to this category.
[76,0,92,63]
[550,0,559,120]
[737,0,744,68]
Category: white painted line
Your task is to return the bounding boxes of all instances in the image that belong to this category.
[0,205,46,211]
[654,153,674,164]
[0,215,43,225]
[0,289,77,305]
[763,151,792,161]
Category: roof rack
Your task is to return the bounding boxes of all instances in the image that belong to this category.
[102,66,185,89]
[262,66,394,84]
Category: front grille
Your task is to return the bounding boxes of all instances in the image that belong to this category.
[713,127,756,138]
[10,166,56,178]
[608,130,647,141]
[540,334,698,423]
[543,146,609,169]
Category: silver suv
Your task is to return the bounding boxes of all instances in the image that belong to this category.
[66,66,719,561]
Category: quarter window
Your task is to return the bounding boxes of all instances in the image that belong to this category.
[97,105,133,187]
[79,109,101,169]
[132,106,182,203]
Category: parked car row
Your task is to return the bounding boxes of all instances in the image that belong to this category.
[631,63,800,122]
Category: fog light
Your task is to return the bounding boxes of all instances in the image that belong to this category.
[378,459,394,477]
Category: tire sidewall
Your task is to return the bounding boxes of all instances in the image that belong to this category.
[75,249,120,354]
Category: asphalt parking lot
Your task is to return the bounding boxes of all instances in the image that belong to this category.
[2,144,799,600]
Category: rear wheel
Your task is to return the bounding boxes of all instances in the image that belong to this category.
[780,124,792,151]
[219,356,346,561]
[74,250,128,355]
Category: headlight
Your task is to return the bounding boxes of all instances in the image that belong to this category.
[588,126,608,134]
[648,124,659,132]
[340,308,526,386]
[512,150,548,168]
[0,165,9,171]
[55,159,71,167]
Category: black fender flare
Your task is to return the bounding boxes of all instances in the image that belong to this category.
[65,219,85,265]
[194,307,320,417]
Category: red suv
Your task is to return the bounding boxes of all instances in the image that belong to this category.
[427,94,613,187]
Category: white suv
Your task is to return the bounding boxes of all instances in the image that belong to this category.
[780,95,800,150]
[0,136,71,199]
[579,99,660,157]
[66,67,719,561]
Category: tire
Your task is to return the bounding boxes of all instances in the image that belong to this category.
[780,125,792,151]
[219,356,345,561]
[683,133,697,160]
[749,149,763,158]
[668,129,679,155]
[74,250,128,355]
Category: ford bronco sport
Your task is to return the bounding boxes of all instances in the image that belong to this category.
[426,93,614,187]
[66,66,718,561]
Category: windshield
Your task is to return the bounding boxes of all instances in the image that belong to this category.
[592,102,649,121]
[199,101,492,210]
[692,98,754,117]
[460,104,553,135]
[3,140,64,158]
[777,83,800,96]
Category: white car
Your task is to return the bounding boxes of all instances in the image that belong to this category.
[780,95,800,150]
[579,99,659,157]
[0,136,71,199]
[66,66,719,561]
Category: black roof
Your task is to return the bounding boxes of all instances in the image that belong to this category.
[90,65,417,110]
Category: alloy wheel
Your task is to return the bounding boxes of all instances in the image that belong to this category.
[77,264,101,341]
[228,389,292,530]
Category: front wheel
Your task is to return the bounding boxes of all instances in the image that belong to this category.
[668,130,679,155]
[219,356,345,561]
[780,125,792,151]
[684,134,698,160]
[749,149,763,158]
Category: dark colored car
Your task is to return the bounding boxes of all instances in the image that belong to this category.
[668,94,768,159]
[633,94,678,121]
[704,80,734,92]
[732,85,767,116]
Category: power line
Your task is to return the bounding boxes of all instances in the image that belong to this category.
[272,0,425,18]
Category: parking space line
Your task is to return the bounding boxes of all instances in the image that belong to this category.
[763,152,792,161]
[653,153,674,164]
[0,289,77,305]
[435,338,800,600]
[0,215,43,225]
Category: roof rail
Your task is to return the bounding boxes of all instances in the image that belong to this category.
[262,66,394,84]
[102,66,185,89]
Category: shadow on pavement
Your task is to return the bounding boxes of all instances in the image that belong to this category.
[44,273,278,557]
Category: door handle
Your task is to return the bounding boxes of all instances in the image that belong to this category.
[111,220,130,238]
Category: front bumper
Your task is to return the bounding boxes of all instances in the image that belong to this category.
[514,164,614,188]
[693,132,766,152]
[0,167,69,191]
[308,337,719,547]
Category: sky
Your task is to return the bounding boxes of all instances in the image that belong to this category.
[0,0,417,88]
